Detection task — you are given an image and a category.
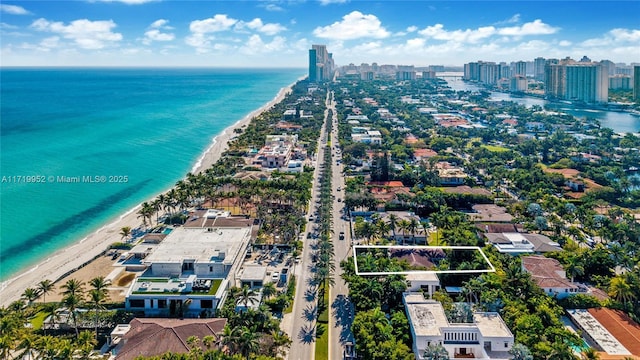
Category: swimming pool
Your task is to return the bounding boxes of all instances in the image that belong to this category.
[162,228,173,235]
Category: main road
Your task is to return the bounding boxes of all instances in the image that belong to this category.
[327,92,355,360]
[286,89,332,360]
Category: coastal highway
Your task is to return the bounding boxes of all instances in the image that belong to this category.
[327,94,355,360]
[286,90,333,360]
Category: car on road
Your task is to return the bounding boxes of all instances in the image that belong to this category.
[339,231,345,240]
[337,187,341,191]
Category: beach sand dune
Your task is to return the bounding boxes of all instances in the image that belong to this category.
[0,83,294,307]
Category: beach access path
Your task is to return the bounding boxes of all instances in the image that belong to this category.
[0,83,294,307]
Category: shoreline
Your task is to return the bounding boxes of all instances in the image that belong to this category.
[0,81,296,307]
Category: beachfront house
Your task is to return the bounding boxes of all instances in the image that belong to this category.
[404,293,514,360]
[252,134,298,169]
[124,224,252,317]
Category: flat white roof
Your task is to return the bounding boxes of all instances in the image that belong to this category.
[474,312,513,338]
[239,266,267,281]
[144,227,251,266]
[567,309,631,355]
[404,294,448,337]
[405,272,440,283]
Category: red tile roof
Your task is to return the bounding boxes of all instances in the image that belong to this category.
[115,318,227,360]
[521,255,577,290]
[588,308,640,356]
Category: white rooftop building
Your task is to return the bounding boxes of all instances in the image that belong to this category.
[125,226,252,317]
[404,293,514,360]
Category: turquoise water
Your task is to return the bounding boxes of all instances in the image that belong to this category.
[0,68,305,282]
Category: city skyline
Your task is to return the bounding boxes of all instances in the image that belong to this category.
[1,1,638,67]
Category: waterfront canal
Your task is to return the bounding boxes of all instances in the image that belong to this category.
[444,77,640,133]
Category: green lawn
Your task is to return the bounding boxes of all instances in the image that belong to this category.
[481,144,510,152]
[30,311,48,330]
[315,285,330,360]
[315,323,329,360]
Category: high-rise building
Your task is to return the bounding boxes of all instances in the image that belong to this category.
[514,61,527,77]
[396,65,416,80]
[565,63,608,103]
[510,75,528,92]
[534,57,546,81]
[609,75,631,90]
[308,45,334,82]
[634,66,640,101]
[478,62,500,85]
[544,59,565,99]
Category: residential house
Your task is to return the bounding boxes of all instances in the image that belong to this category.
[403,293,514,360]
[521,255,580,299]
[124,223,252,317]
[110,318,226,360]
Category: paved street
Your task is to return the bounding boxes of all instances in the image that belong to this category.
[285,90,332,360]
[327,93,355,360]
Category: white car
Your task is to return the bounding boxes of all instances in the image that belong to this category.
[271,272,280,281]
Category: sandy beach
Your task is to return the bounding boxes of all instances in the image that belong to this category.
[0,82,294,307]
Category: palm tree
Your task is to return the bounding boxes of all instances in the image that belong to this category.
[88,289,107,339]
[397,219,411,245]
[237,327,260,359]
[119,226,131,242]
[408,217,420,244]
[609,275,636,305]
[137,202,154,228]
[61,279,85,338]
[221,325,240,355]
[89,276,111,297]
[74,330,97,359]
[21,288,40,307]
[37,279,55,304]
[269,330,292,358]
[387,213,398,239]
[17,332,37,360]
[235,286,259,309]
[423,343,449,360]
[565,256,585,283]
[261,282,277,300]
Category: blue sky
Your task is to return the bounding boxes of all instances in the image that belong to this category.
[1,1,638,67]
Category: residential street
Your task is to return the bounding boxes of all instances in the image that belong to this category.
[285,90,332,360]
[327,92,355,360]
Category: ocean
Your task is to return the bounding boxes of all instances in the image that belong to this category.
[0,68,305,282]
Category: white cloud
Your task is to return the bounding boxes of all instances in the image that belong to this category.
[497,19,559,36]
[187,14,238,53]
[406,26,418,33]
[581,28,640,47]
[319,0,348,5]
[241,34,286,54]
[190,14,238,34]
[418,24,496,43]
[236,18,286,35]
[30,18,122,49]
[149,19,171,29]
[495,14,521,25]
[608,28,640,42]
[417,19,557,44]
[0,4,31,15]
[313,11,390,40]
[143,19,174,44]
[264,3,284,12]
[559,40,572,47]
[1,22,19,29]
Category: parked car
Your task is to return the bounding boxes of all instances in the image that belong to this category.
[272,272,280,281]
[339,232,345,240]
